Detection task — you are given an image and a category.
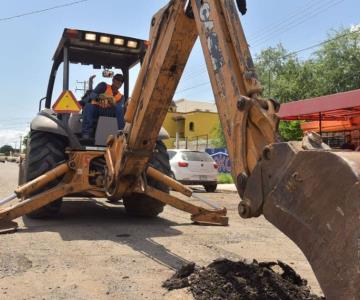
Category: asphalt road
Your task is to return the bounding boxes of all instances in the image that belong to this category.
[0,162,322,299]
[0,161,19,198]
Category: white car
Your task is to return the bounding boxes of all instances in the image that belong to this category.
[167,149,218,192]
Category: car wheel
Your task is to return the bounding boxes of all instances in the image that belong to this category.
[204,183,217,193]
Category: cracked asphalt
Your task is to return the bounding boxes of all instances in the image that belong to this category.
[0,162,322,299]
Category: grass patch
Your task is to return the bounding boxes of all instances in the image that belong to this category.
[217,173,234,184]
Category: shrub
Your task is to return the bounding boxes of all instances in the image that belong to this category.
[217,173,234,184]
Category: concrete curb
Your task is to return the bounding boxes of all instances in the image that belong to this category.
[216,184,237,193]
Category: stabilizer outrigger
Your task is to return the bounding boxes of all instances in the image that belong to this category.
[0,149,228,232]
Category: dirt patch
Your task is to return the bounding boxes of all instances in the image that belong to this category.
[0,254,32,278]
[163,259,324,300]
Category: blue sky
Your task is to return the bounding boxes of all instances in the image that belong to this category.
[0,0,359,147]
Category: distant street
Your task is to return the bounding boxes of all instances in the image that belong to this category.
[0,162,18,198]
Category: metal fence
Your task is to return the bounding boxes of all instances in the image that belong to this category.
[169,135,219,151]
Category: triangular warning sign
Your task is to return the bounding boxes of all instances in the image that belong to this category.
[52,90,81,113]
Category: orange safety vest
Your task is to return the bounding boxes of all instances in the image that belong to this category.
[92,84,123,108]
[104,84,123,103]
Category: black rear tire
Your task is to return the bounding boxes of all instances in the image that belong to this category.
[123,141,171,217]
[25,131,67,219]
[204,183,217,193]
[18,157,26,186]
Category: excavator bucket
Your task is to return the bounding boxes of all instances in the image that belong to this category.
[264,151,360,299]
[239,137,360,299]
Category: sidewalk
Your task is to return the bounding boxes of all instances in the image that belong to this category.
[216,183,237,192]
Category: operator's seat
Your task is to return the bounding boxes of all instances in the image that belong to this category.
[68,113,82,135]
[68,112,118,146]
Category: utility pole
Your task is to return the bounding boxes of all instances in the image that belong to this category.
[75,80,88,95]
[268,53,272,97]
[19,135,22,154]
[268,68,271,96]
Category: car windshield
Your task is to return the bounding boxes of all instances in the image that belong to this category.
[180,151,213,162]
[168,150,177,160]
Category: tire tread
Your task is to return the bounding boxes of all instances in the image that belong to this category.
[25,131,67,218]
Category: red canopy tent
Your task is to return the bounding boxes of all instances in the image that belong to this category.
[278,89,360,121]
[277,89,360,134]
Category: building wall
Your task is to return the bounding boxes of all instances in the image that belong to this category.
[163,111,219,149]
[183,112,218,139]
[163,113,178,138]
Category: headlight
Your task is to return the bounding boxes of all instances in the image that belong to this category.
[99,35,111,44]
[127,40,138,48]
[114,38,125,46]
[85,33,96,41]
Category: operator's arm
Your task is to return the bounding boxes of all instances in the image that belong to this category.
[81,82,107,104]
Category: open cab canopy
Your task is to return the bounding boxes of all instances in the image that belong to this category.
[45,28,148,108]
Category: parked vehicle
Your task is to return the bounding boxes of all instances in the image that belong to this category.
[5,156,17,163]
[0,153,5,163]
[168,149,218,192]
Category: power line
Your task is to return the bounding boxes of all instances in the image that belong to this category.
[281,27,360,59]
[0,0,90,22]
[181,66,208,82]
[251,0,346,48]
[175,83,212,98]
[175,81,210,95]
[179,0,347,87]
[248,0,335,42]
[175,28,360,97]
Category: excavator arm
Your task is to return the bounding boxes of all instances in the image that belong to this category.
[189,1,360,298]
[120,1,360,298]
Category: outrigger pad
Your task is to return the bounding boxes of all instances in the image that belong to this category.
[0,220,18,234]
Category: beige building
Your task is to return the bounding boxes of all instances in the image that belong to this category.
[163,99,219,150]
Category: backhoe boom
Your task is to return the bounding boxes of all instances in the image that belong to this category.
[122,1,360,298]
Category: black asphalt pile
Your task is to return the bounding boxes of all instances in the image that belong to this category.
[163,259,324,300]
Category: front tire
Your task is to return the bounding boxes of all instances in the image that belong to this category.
[123,141,171,217]
[18,157,26,185]
[25,131,67,219]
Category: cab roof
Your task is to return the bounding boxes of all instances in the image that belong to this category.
[53,28,148,70]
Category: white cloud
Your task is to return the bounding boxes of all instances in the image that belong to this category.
[350,24,360,32]
[0,128,29,148]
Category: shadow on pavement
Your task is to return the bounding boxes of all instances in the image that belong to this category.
[20,198,191,270]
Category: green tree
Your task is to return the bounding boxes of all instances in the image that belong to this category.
[0,145,14,156]
[255,46,312,140]
[212,120,226,148]
[314,27,360,95]
[278,121,303,141]
[211,27,360,143]
[255,45,316,103]
[254,27,360,141]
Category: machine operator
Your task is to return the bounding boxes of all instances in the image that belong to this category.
[81,73,125,140]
